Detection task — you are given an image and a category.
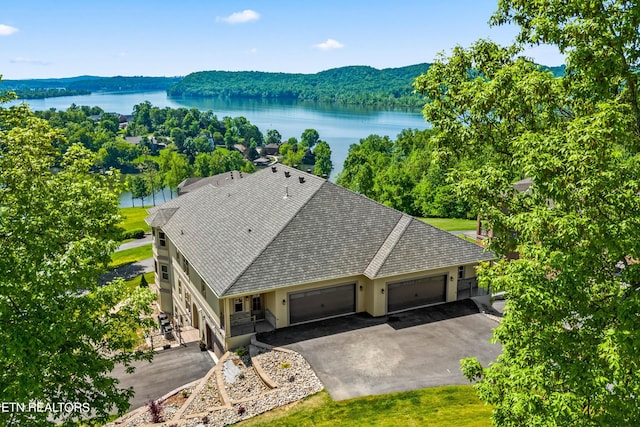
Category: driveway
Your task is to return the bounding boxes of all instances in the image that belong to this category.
[257,299,501,401]
[111,342,215,411]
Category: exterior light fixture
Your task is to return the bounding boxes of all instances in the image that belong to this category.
[381,288,385,294]
[282,299,286,305]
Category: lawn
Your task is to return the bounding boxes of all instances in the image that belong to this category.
[119,206,152,233]
[418,217,477,232]
[123,271,155,292]
[238,387,492,427]
[109,245,152,268]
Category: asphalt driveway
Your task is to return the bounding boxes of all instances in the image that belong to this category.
[111,341,215,411]
[257,299,501,401]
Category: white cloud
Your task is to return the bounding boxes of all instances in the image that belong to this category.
[11,57,49,65]
[313,38,344,51]
[0,24,19,36]
[219,10,260,24]
[246,48,258,54]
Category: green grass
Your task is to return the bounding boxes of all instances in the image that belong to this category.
[418,217,477,232]
[109,245,152,268]
[238,386,492,427]
[123,271,155,292]
[119,206,152,233]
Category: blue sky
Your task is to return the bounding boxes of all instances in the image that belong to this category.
[0,1,564,79]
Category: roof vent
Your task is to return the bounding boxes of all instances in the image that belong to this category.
[283,185,289,199]
[284,171,291,178]
[299,176,305,184]
[271,166,277,173]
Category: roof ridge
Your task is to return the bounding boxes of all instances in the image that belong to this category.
[219,178,327,297]
[363,214,413,279]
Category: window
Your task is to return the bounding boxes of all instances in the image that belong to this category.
[161,265,169,281]
[178,280,182,296]
[159,232,166,247]
[182,256,190,276]
[458,266,465,279]
[185,291,191,309]
[234,298,243,313]
[201,281,206,297]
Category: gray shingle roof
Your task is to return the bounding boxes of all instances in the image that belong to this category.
[363,214,413,279]
[373,219,495,279]
[177,171,244,195]
[146,165,494,297]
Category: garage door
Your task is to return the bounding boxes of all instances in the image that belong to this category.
[289,283,356,325]
[388,275,446,312]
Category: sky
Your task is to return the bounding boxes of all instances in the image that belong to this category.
[0,1,565,80]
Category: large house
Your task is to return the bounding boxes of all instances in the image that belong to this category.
[146,165,494,356]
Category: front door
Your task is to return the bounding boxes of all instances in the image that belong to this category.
[192,303,199,328]
[251,294,264,320]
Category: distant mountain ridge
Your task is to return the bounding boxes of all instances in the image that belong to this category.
[1,63,566,106]
[1,76,181,92]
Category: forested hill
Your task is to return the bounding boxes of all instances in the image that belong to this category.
[166,64,432,107]
[1,76,182,94]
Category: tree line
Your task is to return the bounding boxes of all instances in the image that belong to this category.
[13,88,91,99]
[336,129,472,219]
[167,64,431,107]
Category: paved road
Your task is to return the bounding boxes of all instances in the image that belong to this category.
[259,300,501,401]
[100,258,154,285]
[116,235,153,251]
[111,342,215,411]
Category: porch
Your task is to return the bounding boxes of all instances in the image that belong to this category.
[229,309,275,337]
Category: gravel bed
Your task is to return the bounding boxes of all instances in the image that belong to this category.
[253,348,316,388]
[223,354,270,402]
[107,347,323,427]
[183,375,223,415]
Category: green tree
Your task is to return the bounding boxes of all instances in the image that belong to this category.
[128,174,151,207]
[170,127,186,152]
[193,152,211,177]
[414,3,640,424]
[0,101,155,425]
[266,129,282,145]
[162,150,191,198]
[301,128,320,150]
[313,140,333,176]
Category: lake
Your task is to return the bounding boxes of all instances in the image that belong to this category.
[11,91,429,206]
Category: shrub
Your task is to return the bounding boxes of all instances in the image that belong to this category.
[281,362,291,369]
[147,400,163,423]
[123,228,146,239]
[237,406,246,415]
[234,347,247,357]
[139,274,148,288]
